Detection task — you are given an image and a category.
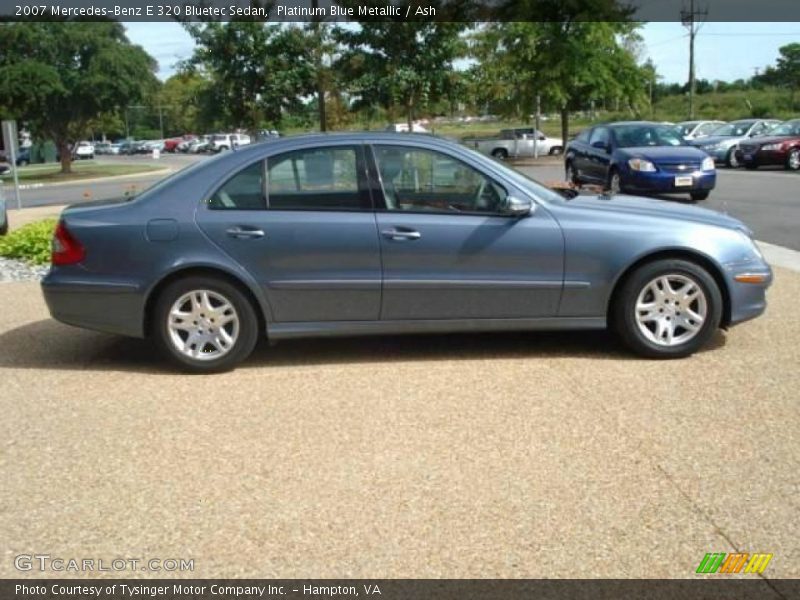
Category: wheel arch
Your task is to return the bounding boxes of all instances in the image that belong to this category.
[143,265,268,338]
[607,248,732,328]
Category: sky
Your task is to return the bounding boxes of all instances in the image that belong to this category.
[124,21,800,85]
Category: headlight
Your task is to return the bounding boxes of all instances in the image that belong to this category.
[702,156,715,171]
[761,143,783,151]
[628,158,656,172]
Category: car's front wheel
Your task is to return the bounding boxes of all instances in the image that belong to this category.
[612,259,722,358]
[726,148,739,168]
[607,169,623,194]
[153,276,259,372]
[786,149,800,171]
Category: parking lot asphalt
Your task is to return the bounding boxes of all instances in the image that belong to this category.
[0,267,797,579]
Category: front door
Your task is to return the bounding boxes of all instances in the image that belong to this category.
[196,144,382,323]
[370,144,564,321]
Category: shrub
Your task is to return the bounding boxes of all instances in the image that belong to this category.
[0,218,57,265]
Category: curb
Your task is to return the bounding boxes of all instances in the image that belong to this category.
[1,167,173,190]
[757,241,800,273]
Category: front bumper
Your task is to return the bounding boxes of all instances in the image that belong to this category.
[41,268,146,338]
[738,149,786,167]
[725,261,773,326]
[622,169,716,194]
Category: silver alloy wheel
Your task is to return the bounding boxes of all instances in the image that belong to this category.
[789,150,800,170]
[634,274,708,347]
[167,289,240,361]
[609,172,621,194]
[567,163,577,183]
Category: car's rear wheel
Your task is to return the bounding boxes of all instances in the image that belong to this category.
[786,149,800,171]
[153,276,259,372]
[690,190,710,201]
[612,259,722,358]
[549,146,563,156]
[491,148,508,160]
[725,148,739,168]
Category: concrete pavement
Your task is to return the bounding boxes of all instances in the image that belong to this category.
[0,268,797,579]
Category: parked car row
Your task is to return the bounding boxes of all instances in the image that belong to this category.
[564,117,800,203]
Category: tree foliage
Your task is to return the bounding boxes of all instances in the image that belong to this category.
[0,21,157,172]
[334,20,466,128]
[183,22,315,130]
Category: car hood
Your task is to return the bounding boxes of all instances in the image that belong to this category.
[741,134,800,146]
[565,193,747,232]
[617,146,709,163]
[690,135,741,147]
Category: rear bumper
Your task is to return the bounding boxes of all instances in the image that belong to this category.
[41,270,146,338]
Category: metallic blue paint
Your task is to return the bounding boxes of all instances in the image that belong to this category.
[41,132,770,346]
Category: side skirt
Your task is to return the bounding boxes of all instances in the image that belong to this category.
[267,317,606,341]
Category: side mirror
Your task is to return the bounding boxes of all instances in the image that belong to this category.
[504,195,533,217]
[591,141,611,153]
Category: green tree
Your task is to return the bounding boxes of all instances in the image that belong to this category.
[334,20,466,129]
[478,1,641,142]
[774,43,800,108]
[0,21,157,172]
[184,22,315,130]
[157,72,210,136]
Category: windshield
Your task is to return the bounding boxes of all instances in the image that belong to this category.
[676,122,700,136]
[711,121,754,137]
[768,121,800,136]
[613,124,685,148]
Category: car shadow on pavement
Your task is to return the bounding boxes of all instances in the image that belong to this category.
[0,318,727,374]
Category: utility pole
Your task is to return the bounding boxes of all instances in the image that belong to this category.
[681,0,707,119]
[311,0,326,132]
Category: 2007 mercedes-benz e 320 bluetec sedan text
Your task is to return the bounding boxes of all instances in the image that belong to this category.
[42,133,771,372]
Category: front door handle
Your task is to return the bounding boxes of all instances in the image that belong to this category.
[381,229,421,241]
[226,226,265,239]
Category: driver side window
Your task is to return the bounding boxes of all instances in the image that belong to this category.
[373,146,507,214]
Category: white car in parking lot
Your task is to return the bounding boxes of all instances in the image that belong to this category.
[73,141,95,159]
[209,133,251,152]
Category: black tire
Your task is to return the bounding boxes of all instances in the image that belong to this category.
[725,148,739,168]
[152,276,259,373]
[690,190,710,201]
[611,259,723,359]
[565,161,580,185]
[786,148,800,171]
[17,160,28,167]
[491,148,508,160]
[744,162,758,170]
[549,146,563,156]
[607,169,623,194]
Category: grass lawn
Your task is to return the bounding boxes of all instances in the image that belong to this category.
[1,161,164,184]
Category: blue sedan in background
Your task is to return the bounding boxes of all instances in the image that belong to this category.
[565,121,716,201]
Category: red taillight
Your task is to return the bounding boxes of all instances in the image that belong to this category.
[52,221,85,265]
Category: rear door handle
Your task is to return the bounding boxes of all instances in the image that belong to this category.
[226,226,265,239]
[381,229,421,241]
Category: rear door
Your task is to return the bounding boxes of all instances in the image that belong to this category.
[370,143,563,321]
[196,144,382,323]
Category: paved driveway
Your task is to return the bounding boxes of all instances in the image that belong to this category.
[0,270,798,579]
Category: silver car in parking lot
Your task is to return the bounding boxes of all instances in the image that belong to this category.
[41,133,772,372]
[690,119,781,167]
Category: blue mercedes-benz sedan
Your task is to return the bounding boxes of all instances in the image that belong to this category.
[42,132,770,372]
[565,121,716,201]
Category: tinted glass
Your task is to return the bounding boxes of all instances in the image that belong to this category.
[268,146,366,210]
[712,121,755,137]
[374,145,507,214]
[768,120,800,136]
[613,124,684,148]
[208,161,265,210]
